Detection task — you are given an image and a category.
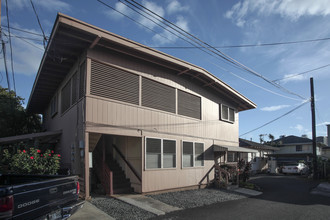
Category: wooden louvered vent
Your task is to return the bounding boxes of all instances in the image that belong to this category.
[178,90,201,120]
[142,77,176,113]
[91,60,139,105]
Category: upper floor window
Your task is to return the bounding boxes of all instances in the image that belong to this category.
[178,90,201,120]
[220,104,235,123]
[296,145,302,152]
[61,80,71,113]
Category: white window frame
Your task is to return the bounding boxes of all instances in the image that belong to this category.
[181,140,205,168]
[220,104,235,123]
[145,137,176,170]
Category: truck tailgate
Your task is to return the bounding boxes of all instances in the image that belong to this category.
[12,176,79,220]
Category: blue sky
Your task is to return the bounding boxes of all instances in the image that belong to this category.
[1,0,329,142]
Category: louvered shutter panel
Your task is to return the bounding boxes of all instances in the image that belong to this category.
[178,90,201,119]
[91,60,139,105]
[142,78,175,113]
[146,138,161,169]
[79,61,86,99]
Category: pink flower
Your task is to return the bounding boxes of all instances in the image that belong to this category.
[51,150,54,153]
[49,154,51,156]
[37,149,41,153]
[23,150,26,153]
[30,156,34,159]
[57,154,61,157]
[41,154,43,157]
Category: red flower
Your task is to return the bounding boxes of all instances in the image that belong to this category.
[51,150,54,153]
[57,154,61,157]
[23,150,26,153]
[30,156,34,159]
[37,149,41,153]
[49,154,51,156]
[41,154,43,157]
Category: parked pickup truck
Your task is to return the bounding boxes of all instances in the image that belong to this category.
[0,174,84,220]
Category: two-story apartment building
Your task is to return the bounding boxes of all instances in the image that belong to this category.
[27,14,256,199]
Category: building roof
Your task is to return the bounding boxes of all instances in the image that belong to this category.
[27,13,256,114]
[239,138,279,151]
[273,135,312,146]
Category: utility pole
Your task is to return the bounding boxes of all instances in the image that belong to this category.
[310,77,317,179]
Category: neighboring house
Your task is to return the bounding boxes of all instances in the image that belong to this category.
[268,135,322,165]
[320,124,330,160]
[239,138,279,173]
[26,14,256,198]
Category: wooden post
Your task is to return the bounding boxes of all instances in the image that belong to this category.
[310,77,318,179]
[84,132,90,199]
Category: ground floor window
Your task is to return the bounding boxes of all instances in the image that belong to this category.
[227,152,238,162]
[182,141,204,168]
[145,137,176,169]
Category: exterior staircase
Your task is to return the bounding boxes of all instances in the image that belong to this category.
[106,157,133,194]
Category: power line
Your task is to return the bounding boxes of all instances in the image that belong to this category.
[240,100,310,137]
[2,30,44,42]
[2,25,46,37]
[30,0,47,48]
[148,37,330,49]
[6,32,44,51]
[273,63,330,82]
[5,0,16,93]
[119,0,306,100]
[1,40,11,91]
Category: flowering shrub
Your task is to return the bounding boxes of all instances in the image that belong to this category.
[2,148,61,175]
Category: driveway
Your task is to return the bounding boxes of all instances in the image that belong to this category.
[153,175,330,220]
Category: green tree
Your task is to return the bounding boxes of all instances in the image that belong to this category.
[0,86,41,138]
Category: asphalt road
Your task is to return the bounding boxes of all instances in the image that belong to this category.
[154,175,330,220]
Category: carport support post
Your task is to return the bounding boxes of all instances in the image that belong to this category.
[310,77,317,179]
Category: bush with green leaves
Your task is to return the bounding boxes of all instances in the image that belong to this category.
[2,148,61,175]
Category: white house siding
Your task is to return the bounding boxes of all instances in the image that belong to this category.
[276,144,322,155]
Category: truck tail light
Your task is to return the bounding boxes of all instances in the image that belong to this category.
[76,181,80,195]
[0,195,13,212]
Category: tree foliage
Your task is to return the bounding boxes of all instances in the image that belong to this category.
[0,86,41,138]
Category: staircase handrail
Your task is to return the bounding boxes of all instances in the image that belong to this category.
[199,164,215,187]
[94,148,113,195]
[113,144,142,182]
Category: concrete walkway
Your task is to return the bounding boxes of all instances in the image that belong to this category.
[311,182,330,197]
[114,194,181,216]
[230,187,263,196]
[69,202,114,220]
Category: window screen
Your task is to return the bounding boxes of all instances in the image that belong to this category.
[142,78,176,113]
[50,94,57,117]
[221,104,235,123]
[163,140,176,168]
[227,152,237,162]
[61,80,71,113]
[296,145,302,152]
[91,60,139,105]
[182,141,194,167]
[194,143,204,166]
[221,105,229,120]
[146,138,161,169]
[178,90,201,119]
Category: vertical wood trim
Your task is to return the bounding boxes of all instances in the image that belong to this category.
[86,58,91,96]
[175,88,178,114]
[139,75,142,106]
[84,132,90,199]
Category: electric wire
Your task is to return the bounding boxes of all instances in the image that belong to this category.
[120,0,306,100]
[273,63,330,82]
[1,40,11,91]
[1,31,44,42]
[30,0,48,48]
[5,0,16,93]
[240,100,310,137]
[6,32,44,51]
[2,25,46,37]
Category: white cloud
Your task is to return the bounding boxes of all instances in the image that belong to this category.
[104,2,132,20]
[138,0,165,29]
[7,0,70,12]
[166,0,189,15]
[317,122,330,126]
[260,104,290,111]
[294,124,304,132]
[225,0,330,27]
[152,16,190,45]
